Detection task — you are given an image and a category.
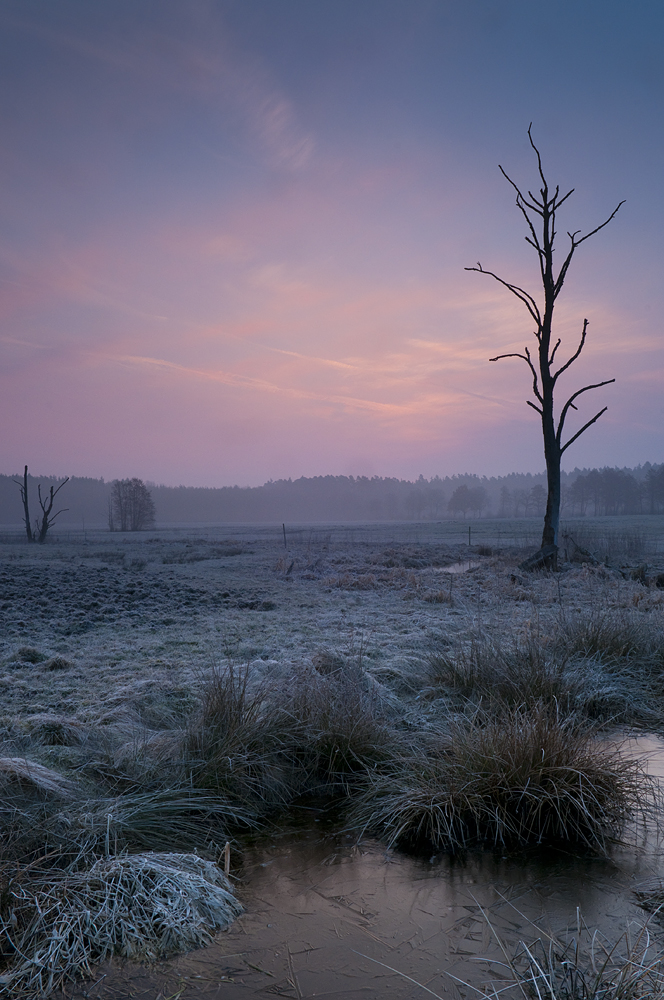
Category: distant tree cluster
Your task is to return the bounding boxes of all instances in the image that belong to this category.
[644,466,664,513]
[498,484,547,518]
[5,466,664,528]
[447,484,488,517]
[565,466,664,517]
[108,478,156,532]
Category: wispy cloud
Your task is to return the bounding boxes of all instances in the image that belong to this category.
[110,352,459,419]
[2,5,314,173]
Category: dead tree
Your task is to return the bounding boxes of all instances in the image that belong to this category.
[466,127,623,569]
[13,467,69,543]
[35,478,69,542]
[13,466,34,542]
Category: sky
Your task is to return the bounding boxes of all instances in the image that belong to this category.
[1,0,663,487]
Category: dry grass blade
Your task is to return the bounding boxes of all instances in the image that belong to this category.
[0,852,243,997]
[449,903,664,999]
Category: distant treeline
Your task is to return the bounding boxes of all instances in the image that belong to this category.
[1,465,664,527]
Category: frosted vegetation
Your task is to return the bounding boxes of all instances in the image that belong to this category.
[2,519,664,995]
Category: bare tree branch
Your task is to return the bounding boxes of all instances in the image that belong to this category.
[498,166,543,215]
[465,263,542,325]
[553,203,625,298]
[549,338,561,366]
[552,319,589,382]
[573,201,625,247]
[490,349,542,402]
[552,187,575,210]
[527,123,547,191]
[556,378,616,442]
[560,406,609,454]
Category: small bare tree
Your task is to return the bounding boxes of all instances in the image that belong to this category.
[13,466,69,543]
[466,127,623,569]
[35,478,70,542]
[109,478,156,531]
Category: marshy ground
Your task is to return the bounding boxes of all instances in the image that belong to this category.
[3,517,664,998]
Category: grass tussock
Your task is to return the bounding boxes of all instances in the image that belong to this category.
[428,635,575,708]
[188,661,397,804]
[186,664,297,810]
[350,705,651,854]
[557,608,664,665]
[0,852,242,998]
[277,661,397,792]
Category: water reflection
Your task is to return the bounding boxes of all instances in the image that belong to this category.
[433,560,481,574]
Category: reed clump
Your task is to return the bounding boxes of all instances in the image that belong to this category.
[350,705,651,854]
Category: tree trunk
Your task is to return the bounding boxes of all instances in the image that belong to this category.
[20,466,33,542]
[541,412,561,564]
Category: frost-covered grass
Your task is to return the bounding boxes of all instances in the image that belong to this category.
[0,852,242,998]
[1,522,664,992]
[453,906,664,1000]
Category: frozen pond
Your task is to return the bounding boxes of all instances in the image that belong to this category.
[90,738,664,1000]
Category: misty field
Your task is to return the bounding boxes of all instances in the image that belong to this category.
[3,518,664,997]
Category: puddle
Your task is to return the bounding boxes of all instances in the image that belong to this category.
[432,560,481,575]
[80,740,664,1000]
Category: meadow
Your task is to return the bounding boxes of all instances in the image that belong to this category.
[2,517,664,997]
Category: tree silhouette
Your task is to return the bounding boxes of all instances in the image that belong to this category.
[467,127,623,569]
[109,478,156,531]
[13,466,69,543]
[448,484,487,517]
